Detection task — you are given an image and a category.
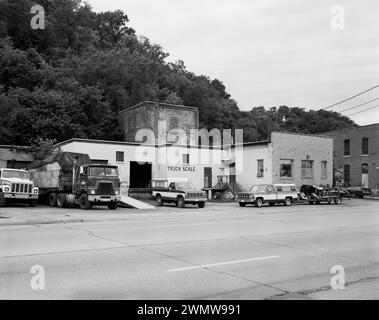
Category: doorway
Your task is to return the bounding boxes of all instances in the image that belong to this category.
[361,163,369,188]
[129,162,152,189]
[204,167,212,188]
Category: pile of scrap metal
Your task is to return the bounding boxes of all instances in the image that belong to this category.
[298,185,343,205]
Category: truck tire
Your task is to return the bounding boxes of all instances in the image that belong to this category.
[198,202,205,208]
[156,195,163,207]
[334,197,342,205]
[57,193,67,208]
[0,193,6,207]
[49,193,58,207]
[255,198,263,208]
[284,197,292,207]
[79,194,92,210]
[108,202,118,210]
[177,197,185,208]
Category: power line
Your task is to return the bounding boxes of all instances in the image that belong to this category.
[339,97,379,113]
[323,84,379,110]
[346,104,379,117]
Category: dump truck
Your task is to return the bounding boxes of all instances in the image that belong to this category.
[29,152,121,210]
[0,168,39,207]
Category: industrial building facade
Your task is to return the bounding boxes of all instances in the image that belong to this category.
[325,123,379,190]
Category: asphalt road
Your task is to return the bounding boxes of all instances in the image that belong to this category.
[1,199,379,300]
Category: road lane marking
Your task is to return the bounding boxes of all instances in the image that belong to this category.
[168,255,280,272]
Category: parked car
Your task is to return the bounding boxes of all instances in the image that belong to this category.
[343,187,372,198]
[237,184,298,208]
[152,178,207,208]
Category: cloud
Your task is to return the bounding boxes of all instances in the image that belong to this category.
[89,0,379,125]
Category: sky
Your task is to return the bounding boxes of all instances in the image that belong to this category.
[89,0,379,125]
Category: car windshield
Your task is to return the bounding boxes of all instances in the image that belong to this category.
[1,170,29,180]
[89,167,118,177]
[176,181,195,190]
[249,185,267,193]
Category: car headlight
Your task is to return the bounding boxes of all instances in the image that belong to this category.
[33,188,38,194]
[4,186,10,192]
[90,189,96,194]
[114,190,119,195]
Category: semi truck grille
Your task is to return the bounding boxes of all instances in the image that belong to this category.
[11,183,32,193]
[97,183,114,195]
[238,193,251,199]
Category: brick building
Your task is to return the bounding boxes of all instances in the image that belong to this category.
[118,101,199,143]
[325,123,379,191]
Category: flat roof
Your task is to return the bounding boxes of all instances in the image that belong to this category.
[119,101,198,114]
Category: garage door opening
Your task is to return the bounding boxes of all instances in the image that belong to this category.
[129,162,152,189]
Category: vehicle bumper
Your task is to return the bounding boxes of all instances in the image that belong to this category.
[88,195,120,203]
[185,199,207,203]
[238,199,255,204]
[3,193,38,200]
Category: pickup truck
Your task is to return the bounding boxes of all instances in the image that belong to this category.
[237,184,298,207]
[152,178,207,208]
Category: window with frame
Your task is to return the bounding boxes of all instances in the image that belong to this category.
[362,137,369,155]
[301,160,313,178]
[257,159,264,178]
[280,159,293,178]
[321,161,327,179]
[182,153,190,164]
[344,139,350,156]
[116,151,124,162]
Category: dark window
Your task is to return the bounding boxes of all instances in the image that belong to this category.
[276,186,283,192]
[116,151,124,162]
[182,154,190,164]
[169,182,176,190]
[344,165,350,185]
[257,159,264,178]
[362,137,369,155]
[361,163,369,174]
[280,159,293,178]
[344,139,350,156]
[169,117,179,130]
[321,161,327,179]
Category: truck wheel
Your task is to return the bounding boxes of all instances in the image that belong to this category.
[57,194,67,208]
[79,194,92,210]
[49,193,57,207]
[198,202,205,208]
[177,197,185,208]
[255,198,263,208]
[0,194,6,207]
[284,197,292,207]
[156,196,163,207]
[239,202,246,207]
[108,202,118,210]
[334,197,342,205]
[29,200,37,207]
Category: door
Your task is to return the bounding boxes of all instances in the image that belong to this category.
[265,185,277,201]
[361,164,369,188]
[204,167,212,188]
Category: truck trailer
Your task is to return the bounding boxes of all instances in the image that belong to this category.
[29,152,121,210]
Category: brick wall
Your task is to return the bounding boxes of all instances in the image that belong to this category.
[271,132,333,187]
[326,124,379,189]
[118,101,199,143]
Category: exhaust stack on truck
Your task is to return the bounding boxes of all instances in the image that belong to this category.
[29,152,121,210]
